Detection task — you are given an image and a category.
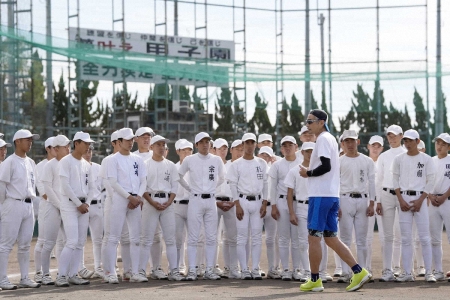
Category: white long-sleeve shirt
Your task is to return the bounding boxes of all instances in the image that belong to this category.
[90,162,103,201]
[178,153,225,195]
[0,154,37,203]
[431,155,450,195]
[145,157,179,194]
[226,156,268,200]
[339,154,376,200]
[36,159,48,197]
[284,164,309,201]
[107,152,147,198]
[42,158,63,210]
[391,152,435,194]
[174,161,190,200]
[268,156,302,205]
[215,160,233,198]
[376,146,406,200]
[100,154,114,199]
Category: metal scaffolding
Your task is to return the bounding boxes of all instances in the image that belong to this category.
[274,0,284,150]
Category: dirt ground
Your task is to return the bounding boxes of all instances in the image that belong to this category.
[2,232,450,299]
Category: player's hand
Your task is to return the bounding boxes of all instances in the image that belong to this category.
[260,202,267,218]
[77,203,89,214]
[299,167,308,178]
[271,205,280,220]
[409,199,423,212]
[429,195,438,207]
[217,201,227,212]
[366,205,374,217]
[43,194,48,200]
[376,203,383,215]
[436,195,446,207]
[235,203,244,221]
[128,195,141,209]
[399,197,411,212]
[290,212,298,226]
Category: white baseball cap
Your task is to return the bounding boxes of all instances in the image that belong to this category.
[13,129,40,142]
[150,135,170,146]
[135,127,154,137]
[117,128,134,140]
[417,140,425,150]
[403,129,420,140]
[259,146,274,156]
[386,125,403,135]
[433,133,450,144]
[231,139,243,148]
[175,139,188,150]
[298,126,308,136]
[258,133,272,143]
[280,136,297,145]
[213,138,228,149]
[45,137,55,148]
[53,135,71,147]
[73,131,95,143]
[301,142,315,151]
[179,140,193,150]
[0,139,12,148]
[195,132,212,144]
[368,135,384,146]
[111,130,119,142]
[340,130,358,141]
[242,133,257,142]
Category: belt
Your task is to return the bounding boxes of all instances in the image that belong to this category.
[70,197,86,203]
[279,195,287,199]
[239,194,261,201]
[174,200,189,204]
[401,190,423,196]
[216,197,230,201]
[383,188,396,195]
[194,194,212,199]
[153,192,167,198]
[16,198,32,203]
[297,200,309,204]
[342,193,367,198]
[129,193,137,197]
[436,194,450,200]
[91,200,101,205]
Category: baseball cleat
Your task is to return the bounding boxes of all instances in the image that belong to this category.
[55,275,70,287]
[68,275,90,285]
[292,269,303,281]
[281,269,292,281]
[379,269,395,282]
[251,268,262,280]
[130,273,148,283]
[41,274,55,285]
[185,270,198,281]
[204,268,221,280]
[79,268,94,279]
[241,269,252,280]
[267,269,281,279]
[394,272,414,282]
[337,273,351,283]
[393,266,402,277]
[18,277,41,288]
[34,271,43,283]
[417,266,426,277]
[168,269,186,281]
[434,271,445,281]
[425,272,436,283]
[151,267,168,280]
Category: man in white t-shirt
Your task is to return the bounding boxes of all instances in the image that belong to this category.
[391,129,435,282]
[0,129,41,290]
[299,110,370,292]
[178,132,225,281]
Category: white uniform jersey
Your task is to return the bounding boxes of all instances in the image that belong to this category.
[178,153,225,194]
[0,153,37,201]
[145,157,179,194]
[308,131,340,198]
[268,156,302,204]
[376,146,406,199]
[339,154,376,199]
[133,150,153,162]
[284,164,309,201]
[226,156,268,200]
[59,154,92,208]
[107,152,146,196]
[42,158,63,209]
[215,160,232,198]
[36,159,48,197]
[89,162,103,201]
[100,154,114,199]
[174,161,190,200]
[391,152,435,193]
[431,155,450,194]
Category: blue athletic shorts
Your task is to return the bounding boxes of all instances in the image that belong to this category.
[307,197,339,233]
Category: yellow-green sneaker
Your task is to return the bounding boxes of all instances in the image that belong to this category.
[300,278,324,292]
[346,268,371,292]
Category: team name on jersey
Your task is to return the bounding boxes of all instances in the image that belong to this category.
[359,170,365,183]
[209,165,215,181]
[256,165,263,180]
[133,162,139,176]
[417,162,424,177]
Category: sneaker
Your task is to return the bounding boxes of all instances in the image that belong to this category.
[394,272,414,282]
[106,275,119,284]
[130,273,148,283]
[346,268,371,292]
[51,250,56,259]
[151,267,168,280]
[292,269,302,281]
[18,277,41,288]
[68,275,90,285]
[196,265,205,277]
[204,268,221,280]
[300,278,324,292]
[300,270,311,283]
[333,268,342,277]
[92,268,105,279]
[379,269,395,282]
[34,271,43,283]
[434,271,445,281]
[0,279,17,290]
[368,270,374,283]
[79,268,94,279]
[425,272,436,283]
[417,266,426,277]
[251,268,262,280]
[393,266,401,277]
[281,269,292,281]
[122,271,132,281]
[319,271,332,283]
[214,265,223,276]
[55,275,70,287]
[41,274,55,285]
[446,270,450,277]
[229,268,241,279]
[221,267,230,278]
[241,269,252,280]
[168,269,185,281]
[260,269,266,277]
[267,269,281,279]
[179,265,187,276]
[186,269,198,281]
[337,273,352,283]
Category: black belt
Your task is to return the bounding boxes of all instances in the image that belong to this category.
[129,193,137,197]
[153,193,167,198]
[279,195,287,199]
[16,198,32,203]
[175,200,189,204]
[383,188,396,195]
[239,194,261,201]
[343,193,367,198]
[297,200,309,204]
[401,190,423,196]
[216,197,230,201]
[194,194,212,199]
[70,197,86,203]
[436,194,450,200]
[91,200,101,205]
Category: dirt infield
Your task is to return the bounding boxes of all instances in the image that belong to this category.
[2,232,450,299]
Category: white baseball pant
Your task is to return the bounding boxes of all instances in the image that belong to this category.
[150,226,163,270]
[34,198,47,274]
[412,225,424,269]
[41,202,64,275]
[215,217,224,266]
[277,198,300,271]
[429,198,450,272]
[294,201,310,272]
[175,201,188,269]
[263,204,279,271]
[79,200,103,271]
[366,213,384,271]
[0,198,34,280]
[398,194,432,274]
[380,190,402,270]
[216,204,238,270]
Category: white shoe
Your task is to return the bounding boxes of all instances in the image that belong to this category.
[122,271,132,282]
[241,269,252,280]
[92,269,105,279]
[252,268,262,280]
[292,269,302,281]
[0,279,17,290]
[186,269,198,281]
[417,266,426,277]
[204,268,221,280]
[337,273,351,283]
[229,268,241,279]
[18,277,41,288]
[168,269,186,281]
[425,272,436,283]
[106,274,119,284]
[379,269,395,282]
[196,265,205,277]
[260,269,266,277]
[151,267,168,280]
[394,272,415,282]
[34,271,43,283]
[267,269,281,279]
[281,269,292,281]
[55,275,70,287]
[221,267,230,278]
[179,265,187,276]
[79,267,94,279]
[41,274,55,285]
[333,268,342,277]
[434,271,445,281]
[319,271,332,283]
[393,266,402,277]
[213,265,223,276]
[68,275,90,285]
[300,270,311,282]
[130,273,148,283]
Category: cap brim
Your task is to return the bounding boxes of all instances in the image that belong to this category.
[402,136,417,140]
[151,138,170,145]
[0,143,11,148]
[82,138,96,143]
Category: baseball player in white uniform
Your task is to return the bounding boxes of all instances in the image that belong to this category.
[0,137,10,245]
[33,137,55,283]
[104,128,147,284]
[227,133,268,280]
[0,129,41,290]
[428,133,450,281]
[338,130,375,283]
[178,132,225,281]
[139,135,184,281]
[391,129,435,282]
[269,136,302,281]
[56,132,95,287]
[377,125,406,282]
[285,142,315,282]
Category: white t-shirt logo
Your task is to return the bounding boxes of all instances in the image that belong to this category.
[209,165,215,181]
[417,162,424,178]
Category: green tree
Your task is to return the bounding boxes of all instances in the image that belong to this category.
[279,98,291,136]
[338,106,356,134]
[370,81,391,133]
[53,74,69,132]
[248,92,273,135]
[320,90,337,134]
[311,91,319,110]
[290,93,304,133]
[214,88,233,137]
[431,93,450,137]
[412,88,428,141]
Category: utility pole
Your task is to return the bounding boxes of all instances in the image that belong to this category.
[376,0,381,134]
[173,0,179,107]
[327,0,333,133]
[318,13,325,113]
[46,0,53,137]
[435,0,443,134]
[304,0,311,116]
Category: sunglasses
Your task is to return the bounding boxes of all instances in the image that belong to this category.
[305,119,320,124]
